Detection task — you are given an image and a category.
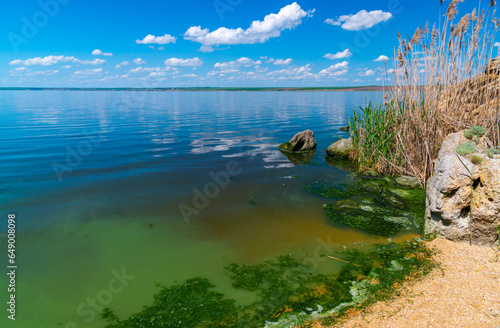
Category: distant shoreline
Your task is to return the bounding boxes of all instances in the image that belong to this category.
[0,86,390,92]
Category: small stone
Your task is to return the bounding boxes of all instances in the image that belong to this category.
[326,138,352,158]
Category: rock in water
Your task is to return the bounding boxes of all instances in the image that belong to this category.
[425,131,500,246]
[326,138,352,158]
[395,175,423,189]
[278,130,317,153]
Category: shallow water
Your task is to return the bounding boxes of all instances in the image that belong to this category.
[0,91,418,327]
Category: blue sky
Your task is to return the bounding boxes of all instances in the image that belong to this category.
[0,0,492,87]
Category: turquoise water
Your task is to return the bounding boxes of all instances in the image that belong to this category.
[0,91,415,327]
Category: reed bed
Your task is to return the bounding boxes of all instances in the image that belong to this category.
[351,0,500,181]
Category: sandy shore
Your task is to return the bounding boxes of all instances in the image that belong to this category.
[320,238,500,328]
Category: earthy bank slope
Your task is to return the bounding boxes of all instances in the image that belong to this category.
[317,239,500,328]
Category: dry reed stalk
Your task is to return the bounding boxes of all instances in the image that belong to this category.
[356,1,500,181]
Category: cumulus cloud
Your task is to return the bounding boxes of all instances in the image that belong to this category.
[164,57,203,67]
[115,61,130,69]
[319,61,349,75]
[133,58,146,65]
[272,58,293,65]
[129,67,165,74]
[79,59,106,65]
[136,34,177,45]
[324,49,352,60]
[214,57,261,69]
[9,55,105,66]
[267,64,314,80]
[184,2,314,50]
[495,42,500,47]
[325,10,392,31]
[92,49,113,56]
[9,56,77,66]
[74,68,104,75]
[374,55,389,62]
[359,69,375,76]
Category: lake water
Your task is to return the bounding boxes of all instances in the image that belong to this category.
[0,91,417,327]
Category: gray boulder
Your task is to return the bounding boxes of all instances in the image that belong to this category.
[326,137,352,158]
[278,130,317,153]
[425,131,500,246]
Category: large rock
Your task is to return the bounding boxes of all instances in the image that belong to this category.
[424,131,500,246]
[326,138,352,158]
[278,130,317,153]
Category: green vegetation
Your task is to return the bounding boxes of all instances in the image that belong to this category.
[101,240,436,328]
[470,155,483,165]
[349,2,499,181]
[464,125,486,142]
[456,141,477,156]
[487,148,500,158]
[349,101,400,170]
[305,176,425,236]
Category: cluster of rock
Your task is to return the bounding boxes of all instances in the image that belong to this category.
[278,128,353,160]
[279,127,499,246]
[424,130,500,246]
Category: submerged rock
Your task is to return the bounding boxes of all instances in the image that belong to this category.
[379,189,407,210]
[278,130,317,153]
[326,138,352,158]
[339,125,350,132]
[306,174,426,236]
[425,130,500,246]
[395,175,423,189]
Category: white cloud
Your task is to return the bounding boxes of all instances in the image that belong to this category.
[9,55,105,66]
[9,55,77,66]
[164,57,203,67]
[267,64,315,80]
[133,58,146,65]
[79,58,106,65]
[319,61,349,75]
[214,57,262,69]
[136,34,177,45]
[74,68,104,75]
[92,49,113,56]
[374,55,389,62]
[352,79,363,82]
[129,67,164,74]
[199,45,215,53]
[184,2,314,49]
[149,71,166,77]
[62,65,71,69]
[360,69,376,76]
[324,49,352,60]
[115,61,130,69]
[495,42,500,47]
[325,10,392,31]
[272,58,293,65]
[375,77,382,81]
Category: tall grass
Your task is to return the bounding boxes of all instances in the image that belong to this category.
[351,0,500,181]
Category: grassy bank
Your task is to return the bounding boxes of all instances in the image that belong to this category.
[350,0,500,181]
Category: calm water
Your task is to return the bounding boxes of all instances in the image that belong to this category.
[0,91,415,327]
